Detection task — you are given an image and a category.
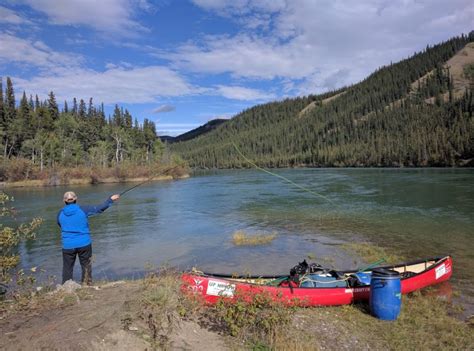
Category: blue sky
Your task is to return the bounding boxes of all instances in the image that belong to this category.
[0,1,472,136]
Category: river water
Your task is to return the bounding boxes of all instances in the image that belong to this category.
[6,169,474,311]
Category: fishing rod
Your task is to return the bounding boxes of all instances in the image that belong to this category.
[231,142,333,204]
[119,165,181,196]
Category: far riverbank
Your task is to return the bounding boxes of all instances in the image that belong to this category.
[0,163,189,189]
[0,174,189,189]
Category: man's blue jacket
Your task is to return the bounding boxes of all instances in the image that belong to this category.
[57,197,114,249]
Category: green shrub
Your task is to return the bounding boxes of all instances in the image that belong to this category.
[0,192,43,284]
[209,291,296,347]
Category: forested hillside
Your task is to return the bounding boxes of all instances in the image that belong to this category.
[171,33,474,168]
[0,80,165,181]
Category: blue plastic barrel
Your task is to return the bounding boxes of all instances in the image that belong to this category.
[370,268,401,320]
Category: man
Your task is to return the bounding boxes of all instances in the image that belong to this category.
[57,191,120,284]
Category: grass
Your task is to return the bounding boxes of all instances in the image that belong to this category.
[2,270,473,350]
[322,291,474,350]
[232,230,277,246]
[191,281,473,350]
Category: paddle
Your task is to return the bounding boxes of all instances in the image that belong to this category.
[357,258,386,272]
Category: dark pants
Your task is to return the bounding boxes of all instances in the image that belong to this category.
[62,244,92,284]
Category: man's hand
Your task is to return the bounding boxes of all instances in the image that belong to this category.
[111,194,120,201]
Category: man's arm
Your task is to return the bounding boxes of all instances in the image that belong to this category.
[81,194,120,217]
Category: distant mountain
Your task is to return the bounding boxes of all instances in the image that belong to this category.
[171,33,474,168]
[160,118,228,143]
[159,135,177,143]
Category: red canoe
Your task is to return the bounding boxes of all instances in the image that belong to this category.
[182,255,452,306]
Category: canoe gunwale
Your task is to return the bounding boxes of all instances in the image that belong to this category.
[196,255,451,283]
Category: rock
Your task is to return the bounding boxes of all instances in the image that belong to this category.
[101,281,126,288]
[56,280,82,293]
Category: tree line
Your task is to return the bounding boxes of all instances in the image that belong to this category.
[170,33,474,168]
[0,78,164,180]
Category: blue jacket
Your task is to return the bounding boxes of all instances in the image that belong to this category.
[57,197,114,249]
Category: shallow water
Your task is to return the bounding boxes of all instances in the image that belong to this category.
[7,168,474,311]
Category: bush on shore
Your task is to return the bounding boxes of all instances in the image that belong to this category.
[0,156,187,185]
[0,192,43,285]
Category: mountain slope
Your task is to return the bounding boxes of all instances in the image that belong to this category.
[171,33,474,168]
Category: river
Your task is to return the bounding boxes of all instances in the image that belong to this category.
[6,168,474,312]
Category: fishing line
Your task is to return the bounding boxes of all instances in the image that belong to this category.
[119,165,180,196]
[231,142,333,204]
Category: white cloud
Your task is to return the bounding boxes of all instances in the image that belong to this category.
[0,5,33,25]
[4,0,472,108]
[152,105,176,113]
[2,33,273,105]
[191,0,285,16]
[22,0,148,36]
[0,32,82,71]
[191,0,285,31]
[215,85,275,100]
[169,0,474,94]
[13,66,198,104]
[161,34,315,80]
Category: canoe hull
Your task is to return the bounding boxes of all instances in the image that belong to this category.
[182,256,452,306]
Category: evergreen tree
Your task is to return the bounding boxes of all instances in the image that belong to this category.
[0,78,4,130]
[112,105,122,127]
[78,99,86,119]
[17,92,33,140]
[48,91,59,121]
[124,109,132,129]
[5,77,15,124]
[35,95,40,111]
[0,78,5,150]
[88,98,94,118]
[4,77,16,157]
[29,95,34,111]
[72,97,78,116]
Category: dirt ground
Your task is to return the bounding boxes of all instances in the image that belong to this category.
[1,279,472,351]
[0,281,228,351]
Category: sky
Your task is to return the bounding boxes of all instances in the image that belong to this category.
[0,1,472,136]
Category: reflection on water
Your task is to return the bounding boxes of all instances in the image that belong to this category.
[8,168,474,311]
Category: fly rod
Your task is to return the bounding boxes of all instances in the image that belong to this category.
[119,165,181,196]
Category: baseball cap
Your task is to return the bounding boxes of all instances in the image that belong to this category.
[63,191,77,203]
